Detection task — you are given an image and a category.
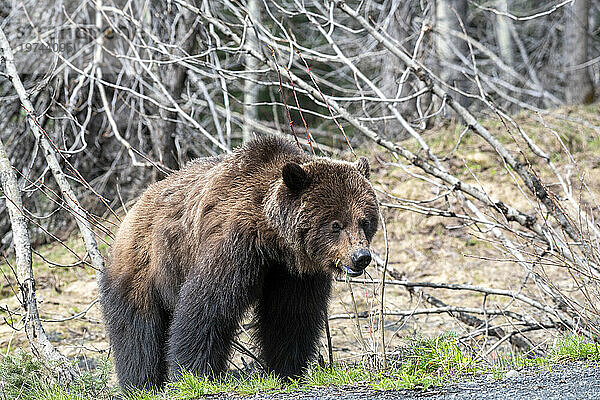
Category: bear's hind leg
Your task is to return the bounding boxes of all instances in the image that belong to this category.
[100,276,170,390]
[255,269,332,379]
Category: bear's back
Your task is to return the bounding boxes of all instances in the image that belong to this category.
[109,136,307,281]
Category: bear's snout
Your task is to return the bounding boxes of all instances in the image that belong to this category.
[351,248,372,271]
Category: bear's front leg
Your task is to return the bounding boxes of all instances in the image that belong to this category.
[167,261,262,378]
[255,268,332,379]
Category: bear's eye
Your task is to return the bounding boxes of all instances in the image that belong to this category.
[360,219,370,231]
[331,220,343,234]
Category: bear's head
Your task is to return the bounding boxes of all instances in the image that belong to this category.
[269,156,379,277]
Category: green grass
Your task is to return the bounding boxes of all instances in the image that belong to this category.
[550,334,600,362]
[171,370,283,398]
[487,333,600,380]
[1,334,599,399]
[370,335,476,390]
[0,351,115,400]
[299,363,374,387]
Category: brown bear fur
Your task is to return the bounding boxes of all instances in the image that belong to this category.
[99,136,379,390]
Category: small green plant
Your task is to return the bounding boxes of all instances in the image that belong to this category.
[373,334,475,390]
[550,334,600,362]
[487,334,600,379]
[0,352,114,400]
[0,351,44,399]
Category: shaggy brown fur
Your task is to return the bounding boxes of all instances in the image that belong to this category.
[99,136,379,390]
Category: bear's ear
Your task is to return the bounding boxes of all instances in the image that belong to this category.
[355,157,370,179]
[282,162,309,193]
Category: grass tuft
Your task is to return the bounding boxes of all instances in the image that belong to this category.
[487,334,600,380]
[373,334,475,390]
[550,334,600,362]
[168,370,283,399]
[0,351,114,400]
[299,363,373,387]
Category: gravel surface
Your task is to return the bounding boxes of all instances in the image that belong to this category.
[209,362,600,400]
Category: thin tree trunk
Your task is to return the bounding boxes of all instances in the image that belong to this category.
[151,4,198,170]
[0,137,77,380]
[242,0,261,143]
[564,0,595,104]
[0,27,104,274]
[495,0,514,77]
[435,0,470,107]
[0,24,110,379]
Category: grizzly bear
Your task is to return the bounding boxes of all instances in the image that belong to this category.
[99,136,379,390]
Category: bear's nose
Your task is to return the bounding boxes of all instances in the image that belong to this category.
[351,249,372,270]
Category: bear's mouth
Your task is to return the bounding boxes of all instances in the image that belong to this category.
[340,264,364,277]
